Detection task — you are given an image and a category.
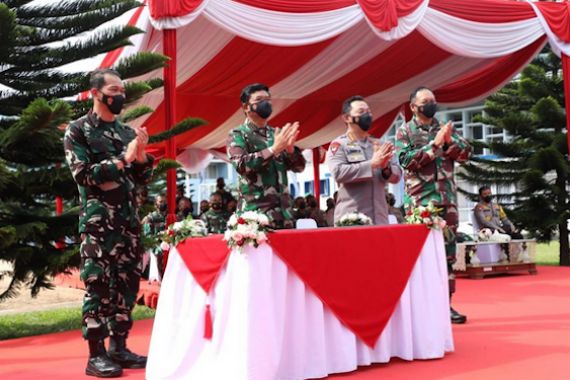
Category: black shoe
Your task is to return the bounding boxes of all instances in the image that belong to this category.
[108,348,147,369]
[450,307,467,324]
[86,354,123,378]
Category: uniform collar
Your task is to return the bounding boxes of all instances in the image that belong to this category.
[88,110,117,128]
[412,116,439,131]
[244,118,270,136]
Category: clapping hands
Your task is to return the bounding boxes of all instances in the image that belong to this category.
[272,122,300,154]
[371,141,394,169]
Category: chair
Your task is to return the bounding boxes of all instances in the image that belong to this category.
[296,218,318,229]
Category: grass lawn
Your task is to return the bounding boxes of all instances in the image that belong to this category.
[536,241,560,265]
[0,305,155,341]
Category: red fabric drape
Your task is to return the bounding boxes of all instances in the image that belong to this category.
[148,0,203,19]
[236,0,356,12]
[368,105,402,138]
[176,225,431,348]
[535,2,570,44]
[562,54,570,159]
[357,0,424,32]
[177,236,229,293]
[163,29,178,225]
[435,37,546,104]
[429,0,536,23]
[144,36,336,152]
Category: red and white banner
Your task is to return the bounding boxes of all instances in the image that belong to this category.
[99,0,570,157]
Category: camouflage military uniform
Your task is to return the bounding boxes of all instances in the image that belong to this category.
[227,120,306,228]
[200,209,230,234]
[143,210,167,235]
[64,111,154,341]
[396,117,471,291]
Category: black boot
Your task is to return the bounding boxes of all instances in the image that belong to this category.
[108,335,147,369]
[450,307,467,324]
[86,340,123,378]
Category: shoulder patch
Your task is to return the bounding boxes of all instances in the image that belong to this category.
[330,142,340,156]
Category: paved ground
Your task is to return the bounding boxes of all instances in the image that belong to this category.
[0,261,83,316]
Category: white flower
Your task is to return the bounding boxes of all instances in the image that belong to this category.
[160,242,170,251]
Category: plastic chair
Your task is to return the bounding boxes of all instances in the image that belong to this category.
[296,218,318,229]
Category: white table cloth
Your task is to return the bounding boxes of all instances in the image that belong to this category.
[147,230,453,380]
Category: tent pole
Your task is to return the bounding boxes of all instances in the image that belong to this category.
[563,54,570,160]
[312,148,321,206]
[163,29,178,225]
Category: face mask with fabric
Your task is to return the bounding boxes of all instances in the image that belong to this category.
[351,113,373,131]
[211,202,222,211]
[250,100,273,119]
[100,92,126,115]
[416,102,437,119]
[482,195,492,203]
[158,203,167,213]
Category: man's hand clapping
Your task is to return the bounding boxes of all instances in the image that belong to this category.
[272,122,300,155]
[371,142,394,169]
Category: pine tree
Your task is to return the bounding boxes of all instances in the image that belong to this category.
[457,47,569,266]
[0,0,174,300]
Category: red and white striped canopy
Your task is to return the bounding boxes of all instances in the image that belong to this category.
[104,0,570,156]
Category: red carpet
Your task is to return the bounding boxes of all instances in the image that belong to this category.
[2,266,570,380]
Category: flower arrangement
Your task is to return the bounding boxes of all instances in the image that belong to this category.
[404,200,447,230]
[335,212,373,227]
[224,211,271,252]
[158,217,208,251]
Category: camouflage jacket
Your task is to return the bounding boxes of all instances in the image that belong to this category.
[473,202,515,231]
[395,117,470,206]
[64,112,154,234]
[227,120,306,226]
[200,209,230,234]
[143,210,167,235]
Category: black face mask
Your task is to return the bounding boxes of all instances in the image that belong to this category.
[100,92,125,115]
[182,208,192,217]
[351,113,373,131]
[250,100,273,119]
[417,102,437,119]
[158,203,167,213]
[388,198,396,207]
[482,196,492,203]
[211,202,222,210]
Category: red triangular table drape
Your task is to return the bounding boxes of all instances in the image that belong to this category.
[176,224,430,348]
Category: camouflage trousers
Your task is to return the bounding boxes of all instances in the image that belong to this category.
[436,204,458,295]
[79,227,143,340]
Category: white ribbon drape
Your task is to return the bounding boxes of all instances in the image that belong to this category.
[418,7,544,58]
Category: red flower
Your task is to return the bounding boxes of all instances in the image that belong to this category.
[236,239,244,246]
[406,210,413,216]
[237,218,246,225]
[168,230,175,236]
[420,210,431,218]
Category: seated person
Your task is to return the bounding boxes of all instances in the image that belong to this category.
[474,186,523,239]
[201,193,230,234]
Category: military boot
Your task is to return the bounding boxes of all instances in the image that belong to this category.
[86,340,123,378]
[108,335,147,369]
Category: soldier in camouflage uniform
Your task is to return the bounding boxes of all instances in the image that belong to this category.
[64,69,152,378]
[142,195,167,279]
[395,86,471,324]
[200,193,230,234]
[227,83,306,229]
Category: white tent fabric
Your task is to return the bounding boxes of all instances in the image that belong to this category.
[95,0,569,158]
